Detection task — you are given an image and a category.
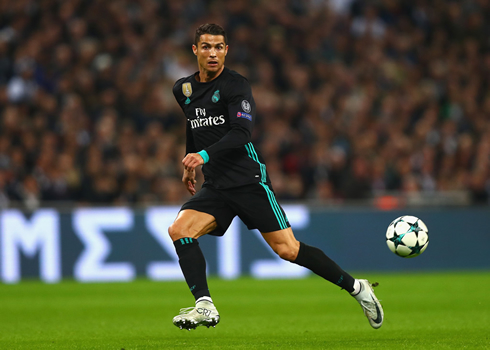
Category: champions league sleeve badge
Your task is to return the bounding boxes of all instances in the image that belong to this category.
[241,100,251,113]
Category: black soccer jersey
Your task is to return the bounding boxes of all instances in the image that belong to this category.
[173,67,271,189]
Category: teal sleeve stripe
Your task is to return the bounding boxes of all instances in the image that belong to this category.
[197,150,209,164]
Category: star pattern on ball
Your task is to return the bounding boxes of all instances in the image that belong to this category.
[409,240,424,255]
[394,217,405,226]
[389,232,405,248]
[407,221,422,235]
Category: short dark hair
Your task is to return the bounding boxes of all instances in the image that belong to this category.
[194,23,227,46]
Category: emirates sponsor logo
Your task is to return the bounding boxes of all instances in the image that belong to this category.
[189,108,225,129]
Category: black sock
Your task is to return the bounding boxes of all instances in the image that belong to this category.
[173,238,210,300]
[293,242,355,293]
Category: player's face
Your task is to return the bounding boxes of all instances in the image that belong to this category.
[193,34,228,77]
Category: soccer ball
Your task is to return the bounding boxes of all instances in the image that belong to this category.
[386,215,429,258]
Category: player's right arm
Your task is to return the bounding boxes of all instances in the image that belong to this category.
[173,79,200,195]
[182,117,200,195]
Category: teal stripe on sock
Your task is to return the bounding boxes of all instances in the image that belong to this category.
[337,275,344,285]
[179,238,195,245]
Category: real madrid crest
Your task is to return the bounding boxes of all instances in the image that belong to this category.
[212,90,220,103]
[182,83,192,97]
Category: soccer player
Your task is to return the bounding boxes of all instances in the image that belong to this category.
[170,23,384,330]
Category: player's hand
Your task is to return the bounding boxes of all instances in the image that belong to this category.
[182,153,204,171]
[182,168,197,195]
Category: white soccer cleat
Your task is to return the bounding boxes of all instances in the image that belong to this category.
[172,300,220,330]
[353,279,384,329]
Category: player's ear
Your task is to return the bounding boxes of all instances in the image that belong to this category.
[192,45,198,56]
[225,45,228,56]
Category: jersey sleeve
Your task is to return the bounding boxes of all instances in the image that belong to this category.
[172,78,186,109]
[201,77,255,161]
[173,78,197,154]
[186,120,197,154]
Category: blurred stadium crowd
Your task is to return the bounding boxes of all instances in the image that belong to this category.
[0,0,489,209]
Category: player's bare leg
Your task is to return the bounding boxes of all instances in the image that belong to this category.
[262,227,383,328]
[261,227,300,261]
[169,210,220,330]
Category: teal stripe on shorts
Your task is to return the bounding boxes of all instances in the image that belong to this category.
[245,143,288,230]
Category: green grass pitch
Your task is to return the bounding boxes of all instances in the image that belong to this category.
[0,272,489,349]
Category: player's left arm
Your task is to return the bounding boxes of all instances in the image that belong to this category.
[183,77,255,171]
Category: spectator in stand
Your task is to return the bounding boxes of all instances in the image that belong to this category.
[0,0,488,207]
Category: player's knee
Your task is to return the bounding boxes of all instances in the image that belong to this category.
[275,244,299,262]
[168,222,185,241]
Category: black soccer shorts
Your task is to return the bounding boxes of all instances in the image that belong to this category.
[180,182,291,236]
